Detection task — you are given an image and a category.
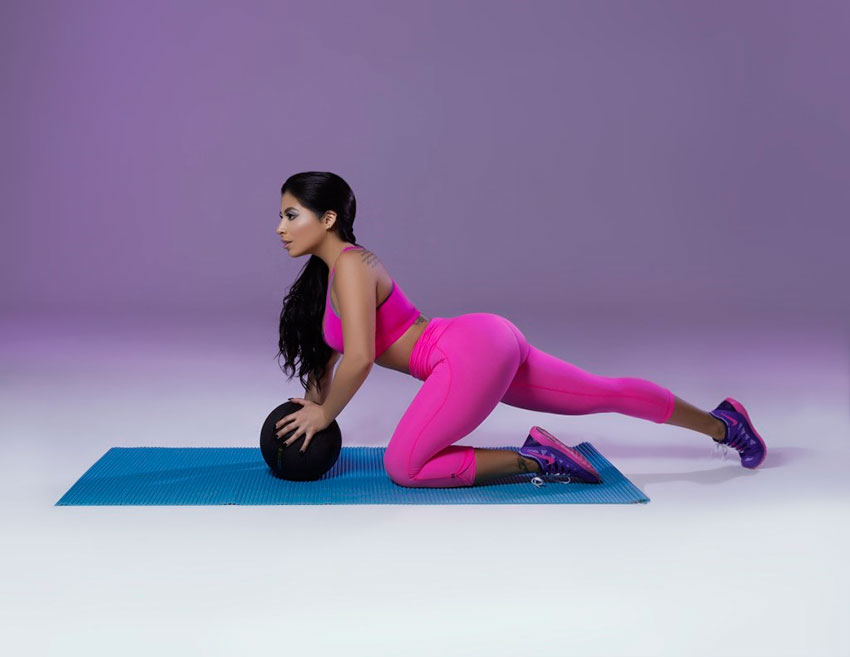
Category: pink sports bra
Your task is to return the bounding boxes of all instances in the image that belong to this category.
[322,245,421,358]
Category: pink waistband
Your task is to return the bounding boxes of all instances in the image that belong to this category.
[408,316,454,380]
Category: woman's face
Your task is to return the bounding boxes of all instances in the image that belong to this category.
[277,191,327,257]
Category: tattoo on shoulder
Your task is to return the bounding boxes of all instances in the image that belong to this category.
[356,248,380,269]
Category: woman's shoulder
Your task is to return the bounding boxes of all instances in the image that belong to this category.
[339,244,385,273]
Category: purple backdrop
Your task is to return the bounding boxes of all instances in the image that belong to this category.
[2,0,847,327]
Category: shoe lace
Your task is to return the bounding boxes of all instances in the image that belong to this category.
[531,459,575,487]
[712,440,730,461]
[525,447,582,487]
[531,473,572,488]
[712,421,755,461]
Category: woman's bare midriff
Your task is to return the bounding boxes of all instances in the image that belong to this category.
[374,313,432,375]
[328,250,432,377]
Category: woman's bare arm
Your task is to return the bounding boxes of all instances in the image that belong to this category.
[304,350,341,403]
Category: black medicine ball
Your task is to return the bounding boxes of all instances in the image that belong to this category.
[259,401,342,481]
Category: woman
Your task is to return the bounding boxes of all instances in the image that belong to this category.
[273,171,767,488]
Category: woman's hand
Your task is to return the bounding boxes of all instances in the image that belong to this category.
[275,398,330,453]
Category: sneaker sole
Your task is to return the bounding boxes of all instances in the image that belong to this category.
[529,426,602,482]
[724,397,767,469]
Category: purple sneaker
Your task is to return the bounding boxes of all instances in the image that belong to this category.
[708,397,767,469]
[518,426,602,484]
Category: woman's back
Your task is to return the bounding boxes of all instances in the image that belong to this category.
[322,245,425,363]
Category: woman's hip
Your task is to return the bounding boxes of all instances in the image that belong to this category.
[408,312,526,381]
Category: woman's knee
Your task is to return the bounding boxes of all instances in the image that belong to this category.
[383,446,415,486]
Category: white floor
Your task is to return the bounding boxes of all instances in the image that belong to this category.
[2,311,848,657]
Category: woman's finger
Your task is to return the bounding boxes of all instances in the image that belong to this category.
[276,416,298,437]
[275,401,303,428]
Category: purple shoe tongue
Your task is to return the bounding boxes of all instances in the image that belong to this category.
[523,434,541,447]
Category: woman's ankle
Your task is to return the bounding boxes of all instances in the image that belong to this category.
[520,455,541,473]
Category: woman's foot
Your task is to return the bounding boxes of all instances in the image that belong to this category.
[708,397,767,469]
[518,426,602,483]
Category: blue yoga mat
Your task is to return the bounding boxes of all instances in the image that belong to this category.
[55,442,649,505]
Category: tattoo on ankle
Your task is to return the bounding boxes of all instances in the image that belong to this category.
[517,455,532,473]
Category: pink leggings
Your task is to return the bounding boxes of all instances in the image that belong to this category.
[383,313,675,488]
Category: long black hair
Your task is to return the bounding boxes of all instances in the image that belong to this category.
[275,171,359,395]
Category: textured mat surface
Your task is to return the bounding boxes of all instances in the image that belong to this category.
[55,442,649,505]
